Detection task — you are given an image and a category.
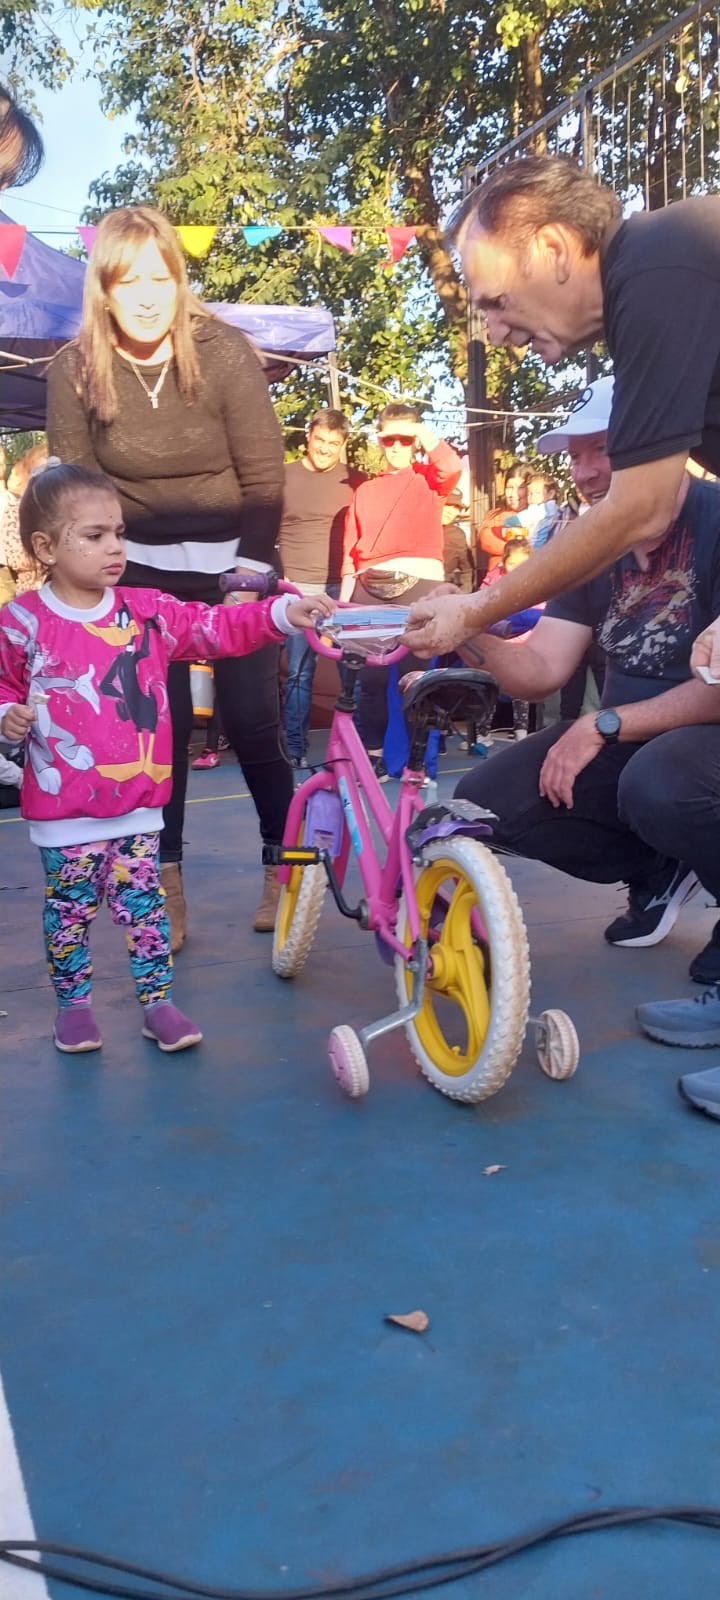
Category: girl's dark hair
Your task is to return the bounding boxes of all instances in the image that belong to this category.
[502,535,531,563]
[19,462,119,561]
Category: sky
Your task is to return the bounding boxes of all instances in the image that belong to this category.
[3,20,133,240]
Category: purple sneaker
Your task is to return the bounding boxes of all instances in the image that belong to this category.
[54,1005,102,1054]
[142,1001,203,1053]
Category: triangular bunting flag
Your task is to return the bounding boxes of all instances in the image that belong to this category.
[0,224,27,280]
[176,226,217,258]
[385,226,416,267]
[77,226,97,256]
[243,225,282,246]
[318,226,354,254]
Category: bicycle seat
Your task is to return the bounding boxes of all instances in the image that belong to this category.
[401,667,498,729]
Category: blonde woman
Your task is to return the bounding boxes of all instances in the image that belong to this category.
[47,206,290,950]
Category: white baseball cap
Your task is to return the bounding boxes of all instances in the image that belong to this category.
[536,376,614,454]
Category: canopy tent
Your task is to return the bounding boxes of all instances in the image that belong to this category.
[0,213,337,429]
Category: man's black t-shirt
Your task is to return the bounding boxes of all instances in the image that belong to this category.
[602,197,720,475]
[279,460,366,587]
[545,478,720,705]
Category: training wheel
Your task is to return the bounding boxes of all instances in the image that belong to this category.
[535,1009,580,1080]
[328,1025,370,1098]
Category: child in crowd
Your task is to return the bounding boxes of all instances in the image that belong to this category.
[0,462,334,1056]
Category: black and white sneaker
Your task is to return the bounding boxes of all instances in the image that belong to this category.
[369,754,390,784]
[604,864,700,948]
[690,918,720,985]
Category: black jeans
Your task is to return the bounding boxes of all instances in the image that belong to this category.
[352,575,438,751]
[124,562,293,863]
[454,721,720,900]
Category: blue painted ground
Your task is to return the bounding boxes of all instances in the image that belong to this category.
[2,732,720,1599]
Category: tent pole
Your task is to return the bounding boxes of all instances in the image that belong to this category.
[326,350,341,409]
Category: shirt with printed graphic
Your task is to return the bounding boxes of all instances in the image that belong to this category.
[0,584,288,847]
[545,477,720,706]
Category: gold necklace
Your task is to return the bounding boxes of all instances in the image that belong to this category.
[127,355,171,409]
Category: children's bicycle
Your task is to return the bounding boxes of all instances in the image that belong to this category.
[221,573,580,1102]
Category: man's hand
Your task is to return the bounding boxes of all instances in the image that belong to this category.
[403,592,481,657]
[1,703,36,741]
[538,715,603,809]
[691,617,720,682]
[285,593,337,631]
[414,423,440,455]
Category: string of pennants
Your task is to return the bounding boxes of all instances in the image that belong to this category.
[0,221,418,279]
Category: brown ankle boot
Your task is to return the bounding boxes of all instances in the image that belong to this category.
[253,865,281,932]
[160,862,187,952]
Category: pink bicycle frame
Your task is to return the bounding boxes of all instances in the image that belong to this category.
[280,619,428,962]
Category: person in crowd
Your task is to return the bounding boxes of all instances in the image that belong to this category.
[525,470,560,547]
[279,407,365,767]
[191,706,229,770]
[404,154,720,657]
[1,440,49,595]
[633,611,720,1117]
[480,533,531,586]
[535,380,612,718]
[476,462,532,572]
[339,403,461,779]
[0,83,43,190]
[0,443,13,606]
[480,536,537,739]
[454,390,720,960]
[47,205,291,949]
[0,463,334,1055]
[0,742,22,808]
[442,488,475,592]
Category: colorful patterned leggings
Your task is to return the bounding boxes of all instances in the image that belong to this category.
[39,833,172,1008]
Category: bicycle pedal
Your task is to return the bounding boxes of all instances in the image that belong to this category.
[262,844,321,867]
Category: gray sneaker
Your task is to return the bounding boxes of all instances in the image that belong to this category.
[678,1065,720,1119]
[637,984,720,1047]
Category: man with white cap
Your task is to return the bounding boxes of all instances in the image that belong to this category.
[453,377,720,959]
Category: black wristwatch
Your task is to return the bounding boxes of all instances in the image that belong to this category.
[595,708,622,743]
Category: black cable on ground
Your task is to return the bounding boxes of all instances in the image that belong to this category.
[2,1505,720,1600]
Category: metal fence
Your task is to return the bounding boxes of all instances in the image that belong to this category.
[464,1,720,210]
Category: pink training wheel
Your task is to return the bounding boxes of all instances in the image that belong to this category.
[328,1025,370,1098]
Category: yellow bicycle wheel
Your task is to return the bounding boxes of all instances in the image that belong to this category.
[394,836,530,1102]
[272,819,327,978]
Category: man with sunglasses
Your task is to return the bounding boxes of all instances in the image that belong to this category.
[339,403,462,777]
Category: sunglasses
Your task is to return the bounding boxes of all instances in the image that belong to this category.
[379,434,415,447]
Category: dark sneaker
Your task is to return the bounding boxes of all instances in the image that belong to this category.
[604,864,699,948]
[678,1065,720,1118]
[54,1004,102,1053]
[142,1001,203,1053]
[291,754,308,770]
[637,984,720,1047]
[369,754,390,784]
[689,918,720,985]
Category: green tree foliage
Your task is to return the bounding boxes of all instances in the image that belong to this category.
[0,2,77,95]
[11,0,683,439]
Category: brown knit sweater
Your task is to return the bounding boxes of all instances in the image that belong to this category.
[47,319,285,565]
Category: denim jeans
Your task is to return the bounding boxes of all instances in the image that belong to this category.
[283,632,317,760]
[455,720,720,900]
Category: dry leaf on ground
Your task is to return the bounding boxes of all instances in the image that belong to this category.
[483,1165,506,1176]
[385,1310,429,1333]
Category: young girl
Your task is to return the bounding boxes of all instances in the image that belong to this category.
[0,462,334,1056]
